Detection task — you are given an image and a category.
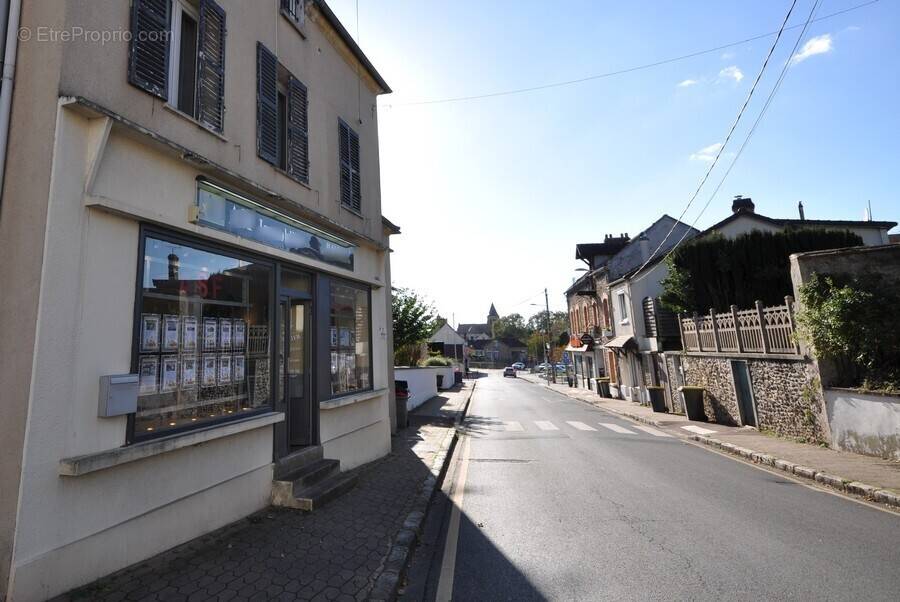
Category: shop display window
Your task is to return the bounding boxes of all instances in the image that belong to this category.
[134,235,272,438]
[329,279,371,395]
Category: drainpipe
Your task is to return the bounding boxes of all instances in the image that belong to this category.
[0,0,21,208]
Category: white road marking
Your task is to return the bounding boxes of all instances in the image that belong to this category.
[632,424,672,437]
[436,435,471,602]
[534,420,559,431]
[504,421,524,432]
[599,423,637,434]
[682,425,718,435]
[566,421,597,431]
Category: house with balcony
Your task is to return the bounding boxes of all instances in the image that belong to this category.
[0,1,397,598]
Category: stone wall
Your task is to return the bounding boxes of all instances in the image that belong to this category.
[679,354,828,443]
[680,356,741,425]
[663,354,684,414]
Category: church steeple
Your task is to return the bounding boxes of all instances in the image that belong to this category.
[487,303,499,337]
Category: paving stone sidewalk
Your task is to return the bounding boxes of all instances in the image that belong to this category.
[63,383,473,602]
[519,372,900,500]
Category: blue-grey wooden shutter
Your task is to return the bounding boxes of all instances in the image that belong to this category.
[256,42,278,164]
[339,120,351,208]
[349,126,361,212]
[287,76,309,183]
[196,0,226,132]
[338,120,361,212]
[128,0,172,99]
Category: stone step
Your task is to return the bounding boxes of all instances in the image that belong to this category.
[281,458,341,493]
[292,472,358,512]
[273,445,323,480]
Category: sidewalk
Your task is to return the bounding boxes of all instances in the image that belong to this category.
[64,383,474,602]
[518,372,900,508]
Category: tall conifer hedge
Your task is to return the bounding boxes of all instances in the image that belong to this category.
[660,228,863,314]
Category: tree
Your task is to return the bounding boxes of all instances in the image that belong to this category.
[526,310,568,341]
[392,287,437,366]
[492,313,528,341]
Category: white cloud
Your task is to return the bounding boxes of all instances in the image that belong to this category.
[721,51,735,60]
[690,142,723,162]
[790,34,833,64]
[677,79,699,88]
[718,65,744,83]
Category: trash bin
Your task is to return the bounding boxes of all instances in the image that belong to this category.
[596,377,611,398]
[678,386,707,421]
[647,386,668,413]
[567,376,574,387]
[454,370,463,385]
[436,374,444,389]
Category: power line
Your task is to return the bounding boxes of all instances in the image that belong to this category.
[630,0,800,278]
[381,0,878,108]
[662,0,825,262]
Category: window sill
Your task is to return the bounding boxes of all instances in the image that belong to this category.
[162,103,228,143]
[274,165,312,190]
[59,411,284,477]
[281,8,308,39]
[341,204,364,220]
[320,388,387,410]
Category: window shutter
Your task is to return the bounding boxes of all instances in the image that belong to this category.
[256,42,278,165]
[196,0,226,132]
[286,76,310,183]
[339,120,352,208]
[128,0,172,99]
[349,127,361,212]
[338,119,361,212]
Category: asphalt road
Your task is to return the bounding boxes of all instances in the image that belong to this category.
[402,371,900,601]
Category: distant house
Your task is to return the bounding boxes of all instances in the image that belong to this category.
[428,322,467,363]
[704,196,895,245]
[483,338,528,365]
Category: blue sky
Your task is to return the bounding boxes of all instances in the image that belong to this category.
[328,0,900,325]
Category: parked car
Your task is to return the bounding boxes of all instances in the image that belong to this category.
[503,366,517,377]
[537,362,552,372]
[512,362,525,370]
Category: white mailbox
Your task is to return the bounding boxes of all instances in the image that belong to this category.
[98,374,139,417]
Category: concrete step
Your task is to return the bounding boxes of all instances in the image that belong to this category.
[273,445,323,480]
[292,472,358,512]
[281,458,341,492]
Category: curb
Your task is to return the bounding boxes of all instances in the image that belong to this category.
[519,374,900,511]
[687,434,900,509]
[368,381,477,601]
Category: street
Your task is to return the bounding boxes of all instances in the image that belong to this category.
[403,371,900,601]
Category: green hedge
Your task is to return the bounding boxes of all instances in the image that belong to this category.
[660,228,863,314]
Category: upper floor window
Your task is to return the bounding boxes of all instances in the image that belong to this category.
[282,0,306,25]
[128,0,227,133]
[256,43,310,184]
[617,292,629,322]
[339,119,361,213]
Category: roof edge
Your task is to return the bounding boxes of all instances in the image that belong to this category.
[313,0,392,94]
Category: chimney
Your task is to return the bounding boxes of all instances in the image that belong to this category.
[798,201,805,221]
[731,195,755,213]
[638,232,650,261]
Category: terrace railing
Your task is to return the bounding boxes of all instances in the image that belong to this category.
[679,297,800,356]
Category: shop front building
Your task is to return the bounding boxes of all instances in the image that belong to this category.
[0,1,397,599]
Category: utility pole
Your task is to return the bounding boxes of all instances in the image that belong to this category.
[544,288,555,384]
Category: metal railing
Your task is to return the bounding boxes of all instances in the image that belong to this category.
[679,297,800,355]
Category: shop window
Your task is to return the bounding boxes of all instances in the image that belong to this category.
[329,279,371,395]
[134,235,272,438]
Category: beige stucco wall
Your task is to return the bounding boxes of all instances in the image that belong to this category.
[0,0,68,595]
[2,1,395,596]
[56,0,385,244]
